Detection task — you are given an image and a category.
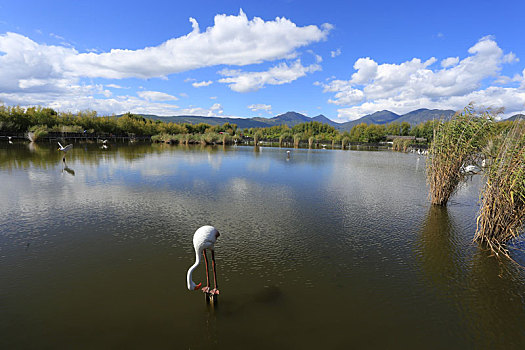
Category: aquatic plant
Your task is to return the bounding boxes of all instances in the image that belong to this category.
[474,121,525,257]
[27,125,48,142]
[221,133,231,145]
[426,105,495,206]
[254,131,263,146]
[392,138,413,152]
[341,136,350,149]
[293,133,302,148]
[308,136,314,149]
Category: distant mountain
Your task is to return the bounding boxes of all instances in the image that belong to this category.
[142,114,270,129]
[131,108,460,131]
[312,114,341,127]
[340,110,400,131]
[506,114,525,121]
[395,108,456,124]
[254,111,311,127]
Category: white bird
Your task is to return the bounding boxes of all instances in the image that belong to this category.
[461,164,481,174]
[8,136,13,144]
[57,142,73,163]
[187,226,221,295]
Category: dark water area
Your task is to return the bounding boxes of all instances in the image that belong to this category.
[1,142,525,349]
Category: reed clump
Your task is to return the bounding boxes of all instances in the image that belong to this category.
[474,121,525,256]
[254,131,263,146]
[392,138,413,152]
[308,136,314,149]
[341,136,350,149]
[426,105,495,206]
[27,125,48,142]
[293,134,302,148]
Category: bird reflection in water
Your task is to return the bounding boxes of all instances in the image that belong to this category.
[62,165,75,176]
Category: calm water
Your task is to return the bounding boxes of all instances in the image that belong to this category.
[1,142,525,349]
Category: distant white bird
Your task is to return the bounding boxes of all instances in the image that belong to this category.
[57,142,73,163]
[8,136,13,144]
[461,164,481,174]
[187,226,220,295]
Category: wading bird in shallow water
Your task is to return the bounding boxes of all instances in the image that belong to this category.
[187,226,220,295]
[57,142,73,163]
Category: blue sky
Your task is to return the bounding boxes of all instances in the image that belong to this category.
[1,0,524,121]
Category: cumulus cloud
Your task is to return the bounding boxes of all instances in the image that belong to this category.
[0,10,330,81]
[248,104,272,113]
[218,60,321,92]
[330,48,341,58]
[192,80,213,87]
[137,90,179,101]
[319,36,525,120]
[441,56,459,68]
[0,11,330,116]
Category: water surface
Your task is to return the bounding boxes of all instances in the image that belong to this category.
[1,142,525,349]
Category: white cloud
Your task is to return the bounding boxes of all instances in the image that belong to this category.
[0,10,330,80]
[441,56,459,68]
[218,60,321,92]
[192,80,213,87]
[248,104,272,113]
[320,36,525,121]
[106,83,126,89]
[137,90,179,101]
[0,11,331,116]
[330,48,341,58]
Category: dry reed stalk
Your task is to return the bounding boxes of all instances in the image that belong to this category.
[474,121,525,257]
[426,105,494,206]
[294,134,301,148]
[341,137,349,149]
[308,136,314,149]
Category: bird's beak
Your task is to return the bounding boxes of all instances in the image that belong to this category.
[194,282,202,291]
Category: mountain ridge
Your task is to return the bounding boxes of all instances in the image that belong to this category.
[135,109,521,131]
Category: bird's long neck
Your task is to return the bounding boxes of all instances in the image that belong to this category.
[186,247,202,290]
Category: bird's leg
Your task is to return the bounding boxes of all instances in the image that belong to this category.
[210,250,219,295]
[202,249,211,293]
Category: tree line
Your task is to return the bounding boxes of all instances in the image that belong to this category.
[0,105,514,144]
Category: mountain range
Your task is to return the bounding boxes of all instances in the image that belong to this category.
[138,108,522,131]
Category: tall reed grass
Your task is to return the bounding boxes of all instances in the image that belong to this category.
[474,121,525,256]
[426,105,494,206]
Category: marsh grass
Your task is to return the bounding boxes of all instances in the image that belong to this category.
[308,136,314,149]
[341,136,350,149]
[426,105,495,206]
[392,138,413,152]
[293,134,302,148]
[27,125,48,142]
[474,121,525,257]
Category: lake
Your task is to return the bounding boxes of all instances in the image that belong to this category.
[1,142,525,349]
